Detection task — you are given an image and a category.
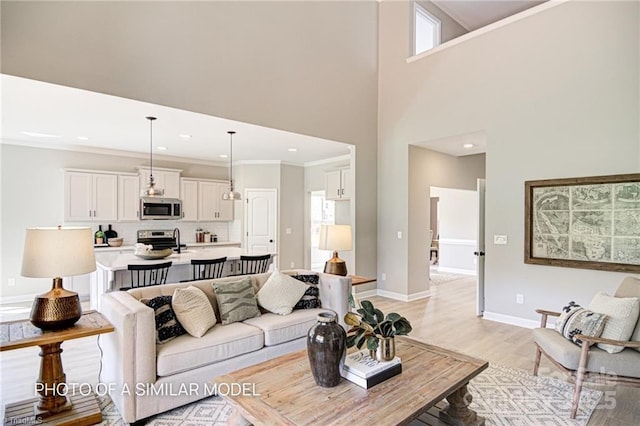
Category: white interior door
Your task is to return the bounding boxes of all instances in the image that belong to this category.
[475,179,486,316]
[245,188,277,258]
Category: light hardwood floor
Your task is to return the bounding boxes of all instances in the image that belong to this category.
[1,276,638,424]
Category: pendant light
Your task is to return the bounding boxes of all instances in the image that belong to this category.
[141,116,164,197]
[221,131,241,201]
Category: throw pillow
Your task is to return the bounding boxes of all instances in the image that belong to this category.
[257,272,310,315]
[172,286,217,338]
[141,295,186,344]
[588,291,640,354]
[292,274,322,310]
[554,301,606,346]
[212,277,261,325]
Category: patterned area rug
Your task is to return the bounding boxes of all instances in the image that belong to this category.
[429,271,467,285]
[98,364,601,425]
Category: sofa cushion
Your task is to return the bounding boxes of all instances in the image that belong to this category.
[554,301,606,346]
[588,291,640,353]
[292,274,322,310]
[140,295,186,344]
[156,322,264,377]
[213,277,261,325]
[243,309,322,346]
[257,271,309,315]
[172,286,216,338]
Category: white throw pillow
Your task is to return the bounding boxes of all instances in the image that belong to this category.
[588,291,640,354]
[257,271,310,315]
[172,286,216,337]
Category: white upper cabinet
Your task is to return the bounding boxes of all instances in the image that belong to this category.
[180,178,199,221]
[325,169,351,201]
[138,167,181,198]
[181,178,233,222]
[117,174,140,221]
[65,171,117,222]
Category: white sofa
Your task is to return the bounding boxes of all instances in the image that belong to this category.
[99,270,351,424]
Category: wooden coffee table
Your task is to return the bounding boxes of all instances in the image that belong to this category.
[216,337,488,425]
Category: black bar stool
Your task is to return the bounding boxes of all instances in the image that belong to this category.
[191,257,227,280]
[237,254,271,275]
[122,261,172,290]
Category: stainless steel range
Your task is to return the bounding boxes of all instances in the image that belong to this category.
[137,229,180,251]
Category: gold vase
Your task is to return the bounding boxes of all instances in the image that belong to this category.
[370,337,395,362]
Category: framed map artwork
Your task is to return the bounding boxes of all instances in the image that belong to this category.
[525,173,640,273]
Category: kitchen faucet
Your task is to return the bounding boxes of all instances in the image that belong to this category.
[173,227,181,254]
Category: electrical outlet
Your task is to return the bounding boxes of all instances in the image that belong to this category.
[494,235,508,245]
[381,273,386,281]
[290,262,295,268]
[516,294,524,304]
[8,278,15,287]
[397,231,402,239]
[285,228,292,235]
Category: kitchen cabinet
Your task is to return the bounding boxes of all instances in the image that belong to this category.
[118,174,140,221]
[325,169,352,201]
[64,171,117,222]
[199,180,234,221]
[180,178,199,221]
[138,167,181,198]
[180,178,233,221]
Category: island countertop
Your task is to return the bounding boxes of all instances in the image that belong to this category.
[95,247,273,272]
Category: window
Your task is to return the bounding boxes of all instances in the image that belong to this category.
[413,2,441,55]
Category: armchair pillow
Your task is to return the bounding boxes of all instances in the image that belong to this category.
[554,301,606,346]
[212,277,261,325]
[588,291,640,354]
[172,286,216,338]
[257,271,309,315]
[292,274,322,310]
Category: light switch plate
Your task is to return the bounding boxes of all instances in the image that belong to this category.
[494,235,508,245]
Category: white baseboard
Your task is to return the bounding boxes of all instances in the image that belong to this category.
[353,289,378,299]
[376,289,432,302]
[1,293,90,305]
[482,311,541,329]
[436,267,476,276]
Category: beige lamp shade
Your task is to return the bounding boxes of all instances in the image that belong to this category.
[318,225,352,251]
[22,227,96,278]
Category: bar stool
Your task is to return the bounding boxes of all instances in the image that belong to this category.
[122,261,172,290]
[237,254,271,275]
[191,257,227,280]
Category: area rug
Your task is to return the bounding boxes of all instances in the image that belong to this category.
[98,363,601,425]
[430,271,467,285]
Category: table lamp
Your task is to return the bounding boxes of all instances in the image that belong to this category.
[21,226,96,330]
[318,224,352,276]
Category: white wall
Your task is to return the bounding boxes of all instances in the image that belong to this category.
[380,1,640,320]
[431,186,477,274]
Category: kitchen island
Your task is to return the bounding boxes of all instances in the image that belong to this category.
[90,247,275,309]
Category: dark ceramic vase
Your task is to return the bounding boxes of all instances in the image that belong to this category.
[307,311,346,387]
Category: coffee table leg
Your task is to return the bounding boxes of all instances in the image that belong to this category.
[439,384,484,426]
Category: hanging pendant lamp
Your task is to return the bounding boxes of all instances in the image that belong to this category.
[141,116,164,197]
[221,131,241,201]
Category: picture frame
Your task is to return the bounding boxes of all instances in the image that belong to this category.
[524,173,640,273]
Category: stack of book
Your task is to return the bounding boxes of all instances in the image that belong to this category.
[341,349,402,389]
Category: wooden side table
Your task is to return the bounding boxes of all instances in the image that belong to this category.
[1,311,114,426]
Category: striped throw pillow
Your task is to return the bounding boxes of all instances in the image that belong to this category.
[212,277,261,325]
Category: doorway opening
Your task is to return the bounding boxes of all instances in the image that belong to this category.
[310,190,335,272]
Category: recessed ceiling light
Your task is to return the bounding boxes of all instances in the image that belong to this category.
[77,136,90,141]
[463,143,474,149]
[22,131,62,138]
[178,134,192,139]
[157,146,167,151]
[219,154,228,158]
[288,148,298,152]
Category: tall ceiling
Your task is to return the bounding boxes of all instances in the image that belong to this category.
[432,0,545,31]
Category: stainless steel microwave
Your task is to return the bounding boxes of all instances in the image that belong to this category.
[140,197,182,220]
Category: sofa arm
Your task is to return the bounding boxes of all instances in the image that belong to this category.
[100,291,157,423]
[317,273,352,330]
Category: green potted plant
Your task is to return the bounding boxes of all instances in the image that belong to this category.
[344,300,412,361]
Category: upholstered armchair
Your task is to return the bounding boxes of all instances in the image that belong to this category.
[532,276,640,419]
